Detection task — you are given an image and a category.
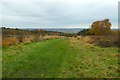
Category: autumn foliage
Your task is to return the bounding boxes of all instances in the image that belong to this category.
[77,19,119,47]
[89,19,111,35]
[1,27,70,47]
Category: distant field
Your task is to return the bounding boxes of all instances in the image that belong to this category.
[2,38,119,78]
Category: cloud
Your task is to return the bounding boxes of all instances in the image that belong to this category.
[1,0,119,28]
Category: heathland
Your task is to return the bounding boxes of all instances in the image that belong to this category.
[1,19,120,78]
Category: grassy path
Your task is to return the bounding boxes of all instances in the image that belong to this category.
[2,38,119,78]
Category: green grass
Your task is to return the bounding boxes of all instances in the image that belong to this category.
[2,38,119,78]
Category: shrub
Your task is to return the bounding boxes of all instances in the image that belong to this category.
[91,35,119,47]
[2,37,19,47]
[77,29,89,36]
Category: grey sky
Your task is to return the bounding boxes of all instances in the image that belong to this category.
[0,0,119,28]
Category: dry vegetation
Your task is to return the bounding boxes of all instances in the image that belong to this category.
[77,19,120,47]
[78,30,120,47]
[2,38,119,78]
[1,35,63,47]
[1,27,69,47]
[1,18,119,78]
[1,19,119,48]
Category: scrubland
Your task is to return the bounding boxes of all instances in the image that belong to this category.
[2,38,119,78]
[1,19,120,78]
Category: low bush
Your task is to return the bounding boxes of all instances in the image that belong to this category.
[2,37,19,47]
[80,35,119,47]
[77,26,120,47]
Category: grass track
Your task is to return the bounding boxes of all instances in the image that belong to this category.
[2,38,119,78]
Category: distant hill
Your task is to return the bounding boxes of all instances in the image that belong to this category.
[22,27,120,33]
[22,28,85,33]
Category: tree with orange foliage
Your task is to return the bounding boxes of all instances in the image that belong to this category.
[89,19,111,35]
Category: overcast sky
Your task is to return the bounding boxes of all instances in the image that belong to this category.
[0,0,119,28]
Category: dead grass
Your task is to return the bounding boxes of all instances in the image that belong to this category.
[22,37,32,43]
[111,54,120,57]
[2,37,19,47]
[2,35,63,47]
[69,37,83,49]
[93,35,119,47]
[76,35,119,47]
[43,35,61,40]
[80,36,94,44]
